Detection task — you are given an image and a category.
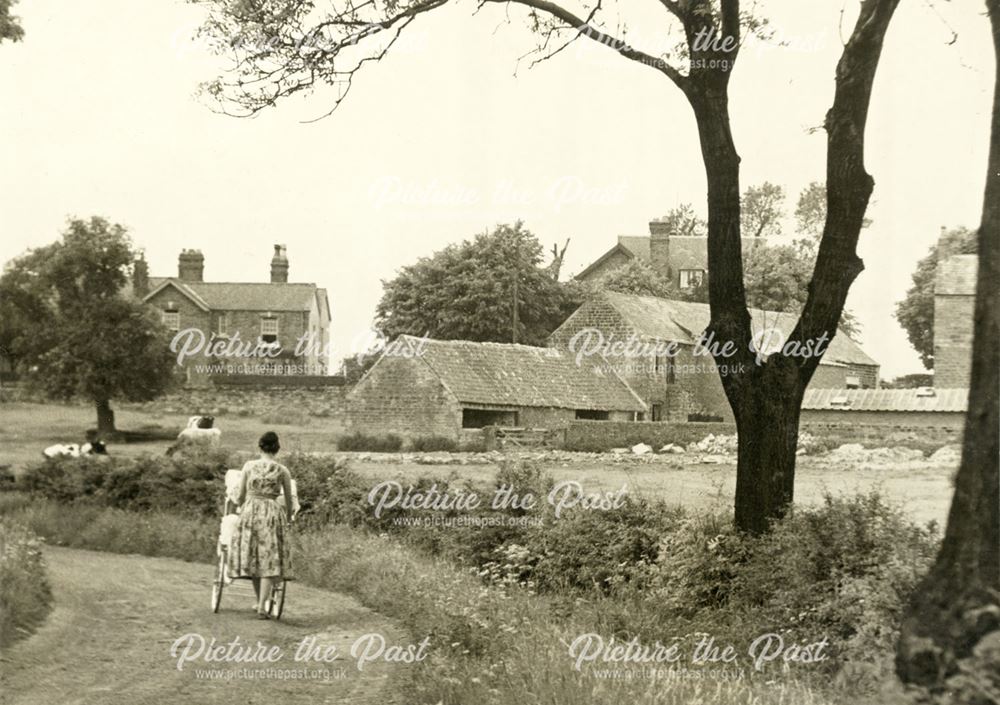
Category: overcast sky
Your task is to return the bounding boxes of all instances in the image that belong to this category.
[0,0,993,378]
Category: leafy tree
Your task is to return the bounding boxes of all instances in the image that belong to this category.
[894,227,977,369]
[196,0,903,534]
[0,0,23,44]
[594,258,675,298]
[740,182,785,239]
[374,222,573,346]
[1,218,176,434]
[898,2,999,688]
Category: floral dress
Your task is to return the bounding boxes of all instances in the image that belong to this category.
[228,458,293,579]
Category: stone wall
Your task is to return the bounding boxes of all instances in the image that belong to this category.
[345,354,462,439]
[800,409,964,445]
[123,384,348,420]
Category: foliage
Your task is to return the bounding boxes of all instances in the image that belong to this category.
[1,218,177,427]
[741,182,785,239]
[409,435,458,452]
[593,258,676,298]
[0,0,23,44]
[336,431,403,452]
[894,226,977,369]
[0,517,52,647]
[374,222,575,346]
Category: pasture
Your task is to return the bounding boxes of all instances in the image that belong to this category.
[0,401,956,526]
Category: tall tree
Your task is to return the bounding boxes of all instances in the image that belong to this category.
[894,227,977,369]
[896,1,1000,692]
[1,218,176,434]
[195,0,901,534]
[375,222,573,346]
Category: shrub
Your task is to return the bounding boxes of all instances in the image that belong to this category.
[0,518,53,647]
[409,435,458,453]
[337,432,403,452]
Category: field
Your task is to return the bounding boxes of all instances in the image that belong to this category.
[0,401,957,526]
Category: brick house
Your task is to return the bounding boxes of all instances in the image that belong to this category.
[933,254,977,389]
[575,216,759,291]
[548,291,880,423]
[346,335,645,440]
[137,245,331,384]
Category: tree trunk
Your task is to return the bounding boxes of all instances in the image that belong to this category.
[895,0,1000,690]
[96,399,116,436]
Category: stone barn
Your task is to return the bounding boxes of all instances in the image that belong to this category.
[548,291,880,423]
[345,335,646,440]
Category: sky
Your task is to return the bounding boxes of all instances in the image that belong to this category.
[0,0,994,378]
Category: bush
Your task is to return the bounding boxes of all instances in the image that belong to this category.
[337,432,403,452]
[0,518,53,647]
[409,435,458,453]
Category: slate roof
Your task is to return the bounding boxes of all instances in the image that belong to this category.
[802,387,967,413]
[393,335,646,411]
[935,254,978,296]
[598,291,879,368]
[146,277,328,315]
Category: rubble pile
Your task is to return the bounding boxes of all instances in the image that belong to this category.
[691,433,739,454]
[929,445,962,465]
[826,443,925,464]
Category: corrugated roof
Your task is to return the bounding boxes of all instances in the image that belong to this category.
[935,254,978,296]
[802,387,967,412]
[147,277,325,313]
[600,291,879,368]
[396,336,645,412]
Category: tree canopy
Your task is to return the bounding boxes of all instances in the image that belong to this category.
[374,222,574,346]
[894,227,977,370]
[1,217,176,433]
[0,0,23,44]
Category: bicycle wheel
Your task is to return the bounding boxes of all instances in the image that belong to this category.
[211,546,227,613]
[268,580,286,620]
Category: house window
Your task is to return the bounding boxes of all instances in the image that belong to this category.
[162,311,180,331]
[651,403,663,422]
[260,317,279,343]
[216,313,229,336]
[845,375,860,389]
[575,410,609,421]
[678,269,706,290]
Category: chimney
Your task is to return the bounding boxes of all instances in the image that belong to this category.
[178,249,204,282]
[649,218,672,280]
[270,244,289,283]
[132,254,150,297]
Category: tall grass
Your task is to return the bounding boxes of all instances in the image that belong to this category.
[0,503,54,648]
[0,495,855,705]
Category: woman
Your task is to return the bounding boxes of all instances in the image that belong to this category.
[229,431,294,619]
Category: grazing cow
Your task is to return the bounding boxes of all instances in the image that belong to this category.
[177,415,221,445]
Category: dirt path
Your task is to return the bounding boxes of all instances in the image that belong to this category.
[0,547,408,705]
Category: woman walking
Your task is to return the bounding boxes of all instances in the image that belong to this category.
[229,431,294,619]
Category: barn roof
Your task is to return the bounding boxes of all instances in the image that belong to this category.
[598,291,879,368]
[935,254,978,296]
[393,336,646,412]
[146,277,328,315]
[802,387,967,413]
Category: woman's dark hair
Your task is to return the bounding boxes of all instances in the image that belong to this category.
[258,431,280,455]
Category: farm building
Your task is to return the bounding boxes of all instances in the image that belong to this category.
[345,336,646,440]
[548,291,880,423]
[801,387,966,436]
